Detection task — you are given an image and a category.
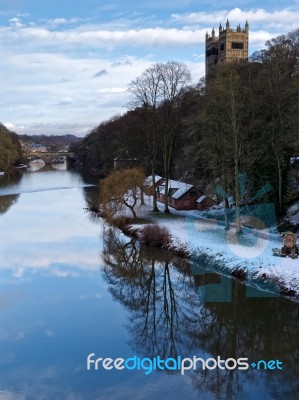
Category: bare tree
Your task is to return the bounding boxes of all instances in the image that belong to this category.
[129,61,192,213]
[129,65,163,211]
[158,61,192,212]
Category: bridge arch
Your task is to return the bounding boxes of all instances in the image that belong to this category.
[27,152,75,164]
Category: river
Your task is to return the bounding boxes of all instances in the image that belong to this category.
[0,166,298,400]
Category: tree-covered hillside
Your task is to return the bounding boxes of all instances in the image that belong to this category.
[0,124,22,171]
[74,29,299,215]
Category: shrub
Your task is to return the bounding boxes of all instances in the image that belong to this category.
[139,224,171,248]
[100,167,146,220]
[110,215,129,228]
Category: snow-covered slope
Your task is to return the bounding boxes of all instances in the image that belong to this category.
[128,197,299,300]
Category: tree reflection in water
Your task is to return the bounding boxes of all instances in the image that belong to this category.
[102,226,193,359]
[102,226,299,400]
[0,173,21,214]
[0,194,19,215]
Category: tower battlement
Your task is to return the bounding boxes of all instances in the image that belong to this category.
[205,20,249,74]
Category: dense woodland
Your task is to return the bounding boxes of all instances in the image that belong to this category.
[0,124,22,171]
[65,30,299,215]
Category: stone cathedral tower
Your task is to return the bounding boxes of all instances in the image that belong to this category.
[205,20,249,74]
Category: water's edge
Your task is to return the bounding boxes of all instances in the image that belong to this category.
[118,223,299,302]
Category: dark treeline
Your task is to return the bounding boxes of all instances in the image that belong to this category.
[74,29,299,215]
[0,123,22,171]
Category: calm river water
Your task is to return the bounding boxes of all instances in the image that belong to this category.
[0,166,298,400]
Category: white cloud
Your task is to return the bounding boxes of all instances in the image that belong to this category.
[250,30,279,45]
[8,17,23,28]
[1,5,295,136]
[0,48,158,135]
[171,10,226,25]
[16,13,30,18]
[48,17,68,25]
[171,7,299,31]
[2,25,207,47]
[2,9,294,52]
[3,122,15,130]
[45,17,79,27]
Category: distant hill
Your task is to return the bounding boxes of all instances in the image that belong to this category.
[18,134,81,148]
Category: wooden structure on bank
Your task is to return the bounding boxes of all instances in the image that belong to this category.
[146,175,215,211]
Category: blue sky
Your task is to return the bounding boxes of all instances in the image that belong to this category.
[1,0,298,136]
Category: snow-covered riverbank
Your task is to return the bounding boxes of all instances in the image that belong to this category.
[125,197,299,301]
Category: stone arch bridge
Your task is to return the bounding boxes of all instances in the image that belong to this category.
[26,151,76,164]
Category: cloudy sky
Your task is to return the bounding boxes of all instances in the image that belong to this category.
[1,0,298,137]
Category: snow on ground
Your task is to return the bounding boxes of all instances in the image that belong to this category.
[285,201,299,225]
[129,196,299,299]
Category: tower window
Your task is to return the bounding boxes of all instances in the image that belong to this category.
[232,42,244,49]
[220,42,225,51]
[206,47,218,57]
